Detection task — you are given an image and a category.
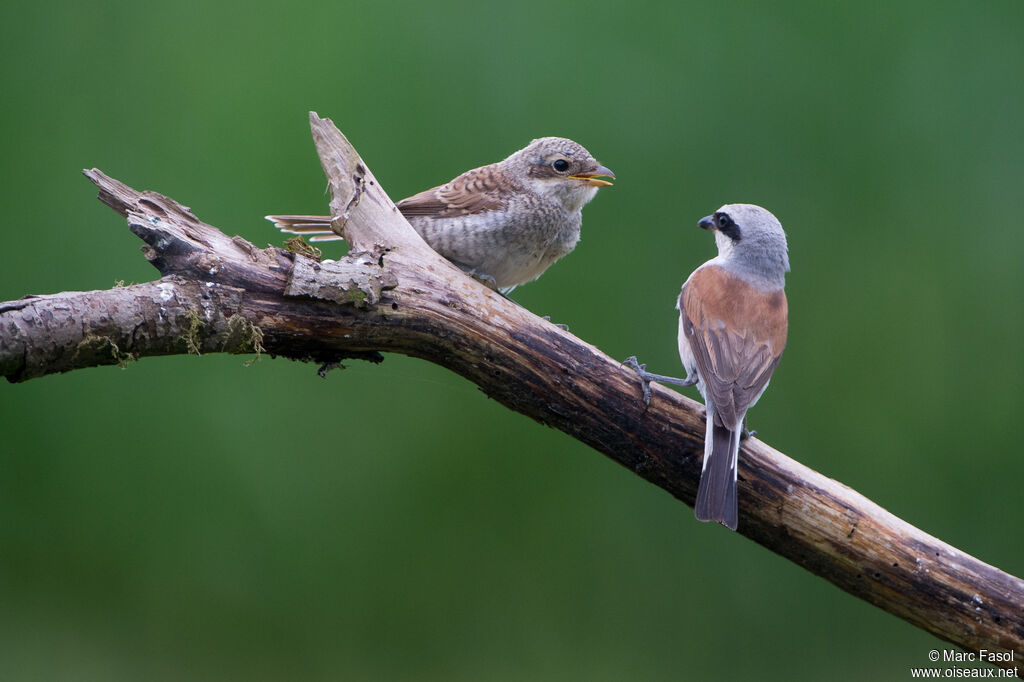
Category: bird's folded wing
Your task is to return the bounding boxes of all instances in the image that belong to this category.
[680,265,788,428]
[396,164,514,218]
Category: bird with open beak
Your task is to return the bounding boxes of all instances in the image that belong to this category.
[267,137,614,294]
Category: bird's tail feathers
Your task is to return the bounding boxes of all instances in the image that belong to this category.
[264,215,344,242]
[694,405,741,530]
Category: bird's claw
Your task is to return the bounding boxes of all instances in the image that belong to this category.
[623,355,646,373]
[541,316,570,331]
[622,356,654,407]
[623,355,696,406]
[465,269,500,292]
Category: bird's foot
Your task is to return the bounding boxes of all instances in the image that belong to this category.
[541,315,570,331]
[622,356,694,407]
[740,418,757,440]
[622,356,653,406]
[466,270,500,292]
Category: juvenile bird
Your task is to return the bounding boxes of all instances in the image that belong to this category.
[629,204,789,530]
[267,137,613,294]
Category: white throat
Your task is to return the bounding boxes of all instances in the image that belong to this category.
[527,178,599,212]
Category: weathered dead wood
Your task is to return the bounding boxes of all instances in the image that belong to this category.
[1,113,1021,670]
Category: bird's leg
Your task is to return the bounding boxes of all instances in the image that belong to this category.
[466,270,500,292]
[541,316,570,331]
[740,416,757,440]
[622,356,695,406]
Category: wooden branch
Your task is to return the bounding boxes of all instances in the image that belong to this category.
[1,112,1021,669]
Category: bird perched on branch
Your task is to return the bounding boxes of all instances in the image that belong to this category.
[628,204,789,530]
[267,137,614,294]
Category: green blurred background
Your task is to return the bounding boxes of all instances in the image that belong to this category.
[2,1,1022,679]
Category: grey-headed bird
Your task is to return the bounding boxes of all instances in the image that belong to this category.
[267,137,613,294]
[629,204,789,530]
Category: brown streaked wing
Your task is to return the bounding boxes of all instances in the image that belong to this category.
[396,163,514,218]
[680,265,788,428]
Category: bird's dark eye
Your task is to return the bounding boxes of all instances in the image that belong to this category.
[552,159,570,172]
[714,212,742,241]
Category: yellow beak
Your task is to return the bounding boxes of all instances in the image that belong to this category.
[570,164,615,187]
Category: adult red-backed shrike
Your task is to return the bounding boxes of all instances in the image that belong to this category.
[629,203,789,530]
[267,137,613,294]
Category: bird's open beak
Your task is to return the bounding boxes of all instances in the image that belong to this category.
[570,165,615,187]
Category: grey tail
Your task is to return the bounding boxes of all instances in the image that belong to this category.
[264,215,344,242]
[694,404,741,531]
